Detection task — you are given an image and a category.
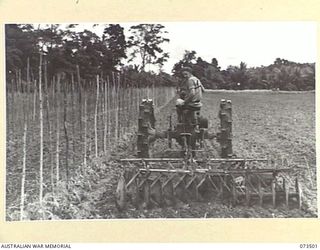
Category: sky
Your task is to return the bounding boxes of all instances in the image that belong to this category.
[76,22,317,73]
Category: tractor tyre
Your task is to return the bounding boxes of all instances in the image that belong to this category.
[137,100,156,158]
[217,99,233,158]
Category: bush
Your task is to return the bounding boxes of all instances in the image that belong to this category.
[282,82,298,91]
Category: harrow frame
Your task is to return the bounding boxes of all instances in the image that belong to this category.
[116,157,302,210]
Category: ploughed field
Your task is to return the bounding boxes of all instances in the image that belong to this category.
[99,91,317,218]
[6,90,317,219]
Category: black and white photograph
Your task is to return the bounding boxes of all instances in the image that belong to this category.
[5,22,316,221]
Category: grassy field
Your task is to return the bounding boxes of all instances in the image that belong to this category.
[6,90,317,219]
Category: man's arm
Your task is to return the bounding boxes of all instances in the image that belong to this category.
[200,82,205,92]
[183,79,196,104]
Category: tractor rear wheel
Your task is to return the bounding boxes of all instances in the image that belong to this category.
[137,100,155,158]
[217,99,233,158]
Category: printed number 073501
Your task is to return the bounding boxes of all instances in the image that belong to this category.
[300,244,318,248]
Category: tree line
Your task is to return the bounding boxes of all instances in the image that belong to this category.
[173,51,315,91]
[5,24,177,90]
[6,24,315,91]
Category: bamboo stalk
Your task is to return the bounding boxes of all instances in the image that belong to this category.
[111,72,116,142]
[33,80,37,121]
[107,76,111,147]
[44,60,54,191]
[19,69,23,128]
[71,74,75,165]
[76,65,82,142]
[52,76,55,101]
[30,69,34,87]
[39,53,43,208]
[20,122,27,221]
[56,74,61,183]
[122,76,126,135]
[117,74,122,139]
[27,57,30,93]
[126,87,129,134]
[26,57,30,120]
[84,87,87,168]
[20,68,28,220]
[94,75,99,157]
[100,73,104,152]
[15,70,19,97]
[115,73,120,140]
[136,85,138,114]
[63,75,69,187]
[152,81,155,105]
[126,88,132,129]
[19,69,22,93]
[11,79,15,134]
[103,79,107,152]
[88,81,92,157]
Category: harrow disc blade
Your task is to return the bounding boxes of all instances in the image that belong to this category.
[162,177,175,206]
[116,158,303,211]
[115,173,127,211]
[150,178,163,206]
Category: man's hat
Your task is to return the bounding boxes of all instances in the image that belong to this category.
[180,67,192,73]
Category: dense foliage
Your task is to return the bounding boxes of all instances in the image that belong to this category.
[6,24,315,91]
[173,51,315,90]
[5,24,175,88]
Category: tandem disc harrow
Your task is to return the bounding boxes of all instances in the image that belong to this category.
[115,99,303,211]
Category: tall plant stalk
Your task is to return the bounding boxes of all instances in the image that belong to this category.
[63,75,69,187]
[56,74,61,183]
[84,88,87,168]
[39,53,43,208]
[107,76,111,147]
[94,75,100,157]
[33,79,37,121]
[44,60,54,191]
[71,74,76,165]
[20,122,27,220]
[76,65,82,142]
[103,79,107,152]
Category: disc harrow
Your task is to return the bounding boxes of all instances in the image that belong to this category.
[116,157,302,210]
[115,98,303,211]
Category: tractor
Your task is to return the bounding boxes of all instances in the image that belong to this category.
[115,98,302,211]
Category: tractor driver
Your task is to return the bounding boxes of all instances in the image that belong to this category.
[176,67,205,127]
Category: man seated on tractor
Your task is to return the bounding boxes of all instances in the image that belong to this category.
[176,67,205,131]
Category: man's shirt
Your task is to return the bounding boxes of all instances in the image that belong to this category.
[180,75,203,108]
